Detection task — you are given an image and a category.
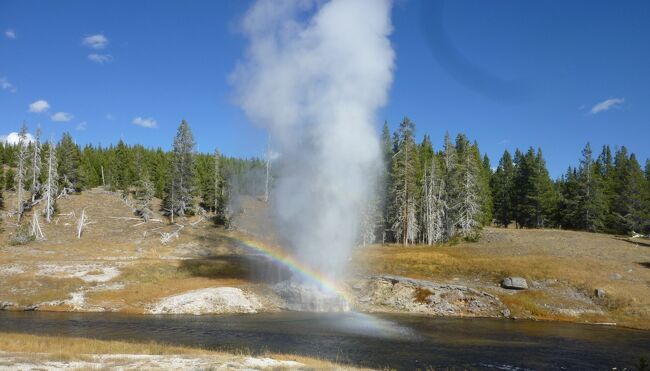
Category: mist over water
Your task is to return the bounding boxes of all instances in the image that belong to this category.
[232,0,395,282]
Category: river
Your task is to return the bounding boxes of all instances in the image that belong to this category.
[1,311,648,369]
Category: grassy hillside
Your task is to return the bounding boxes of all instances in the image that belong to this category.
[355,228,650,328]
[1,190,649,329]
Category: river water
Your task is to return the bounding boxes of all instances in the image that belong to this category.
[1,311,648,369]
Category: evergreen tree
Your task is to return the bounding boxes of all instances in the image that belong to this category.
[422,155,445,244]
[380,121,393,241]
[134,171,154,222]
[557,167,581,229]
[576,143,605,231]
[513,148,555,228]
[152,149,169,199]
[213,149,225,215]
[5,168,15,191]
[417,135,434,242]
[492,150,514,227]
[113,139,133,191]
[195,152,215,212]
[479,152,494,225]
[609,150,647,234]
[163,120,196,220]
[57,132,81,192]
[454,135,482,238]
[389,117,419,245]
[440,132,457,239]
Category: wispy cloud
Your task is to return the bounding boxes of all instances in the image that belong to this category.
[589,98,624,115]
[4,29,15,39]
[105,113,116,120]
[51,112,74,122]
[88,53,113,64]
[82,34,109,49]
[498,139,510,145]
[132,117,157,128]
[0,77,17,93]
[76,121,87,131]
[28,99,50,113]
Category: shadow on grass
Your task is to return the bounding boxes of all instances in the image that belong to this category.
[178,255,292,284]
[616,237,650,248]
[637,262,650,269]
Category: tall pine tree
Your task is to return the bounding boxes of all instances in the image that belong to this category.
[492,150,514,227]
[163,120,196,221]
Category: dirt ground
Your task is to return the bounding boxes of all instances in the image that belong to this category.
[1,190,650,329]
[0,188,274,313]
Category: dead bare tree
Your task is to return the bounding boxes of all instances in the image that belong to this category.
[15,122,29,221]
[42,141,58,223]
[76,209,94,239]
[30,126,42,204]
[159,224,184,244]
[30,212,45,240]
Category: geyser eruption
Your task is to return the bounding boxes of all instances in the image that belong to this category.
[233,0,395,309]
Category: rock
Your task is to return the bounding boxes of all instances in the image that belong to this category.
[0,301,14,310]
[610,273,622,280]
[354,275,508,318]
[501,277,528,290]
[501,308,512,317]
[24,304,39,311]
[147,287,263,315]
[595,288,606,298]
[274,281,349,312]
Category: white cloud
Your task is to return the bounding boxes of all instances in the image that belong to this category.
[0,132,35,145]
[88,53,113,64]
[76,121,87,131]
[4,29,15,39]
[82,34,109,49]
[589,98,624,115]
[51,112,74,122]
[498,139,510,145]
[105,113,115,120]
[132,116,157,128]
[0,77,16,93]
[28,99,50,113]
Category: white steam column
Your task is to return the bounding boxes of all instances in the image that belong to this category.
[232,0,395,309]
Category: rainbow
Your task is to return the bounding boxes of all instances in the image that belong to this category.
[229,234,351,302]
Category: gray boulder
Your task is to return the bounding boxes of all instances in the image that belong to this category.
[595,288,606,298]
[501,277,528,290]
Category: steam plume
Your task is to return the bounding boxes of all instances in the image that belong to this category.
[233,0,395,278]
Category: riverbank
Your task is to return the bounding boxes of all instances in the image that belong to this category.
[1,190,649,329]
[0,332,359,370]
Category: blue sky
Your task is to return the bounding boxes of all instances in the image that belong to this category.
[0,0,648,176]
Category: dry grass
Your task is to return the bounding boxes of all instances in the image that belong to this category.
[0,332,218,356]
[3,189,650,330]
[353,227,650,328]
[0,332,364,369]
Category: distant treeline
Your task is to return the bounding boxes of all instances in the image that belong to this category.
[1,118,649,241]
[0,121,264,225]
[375,117,650,245]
